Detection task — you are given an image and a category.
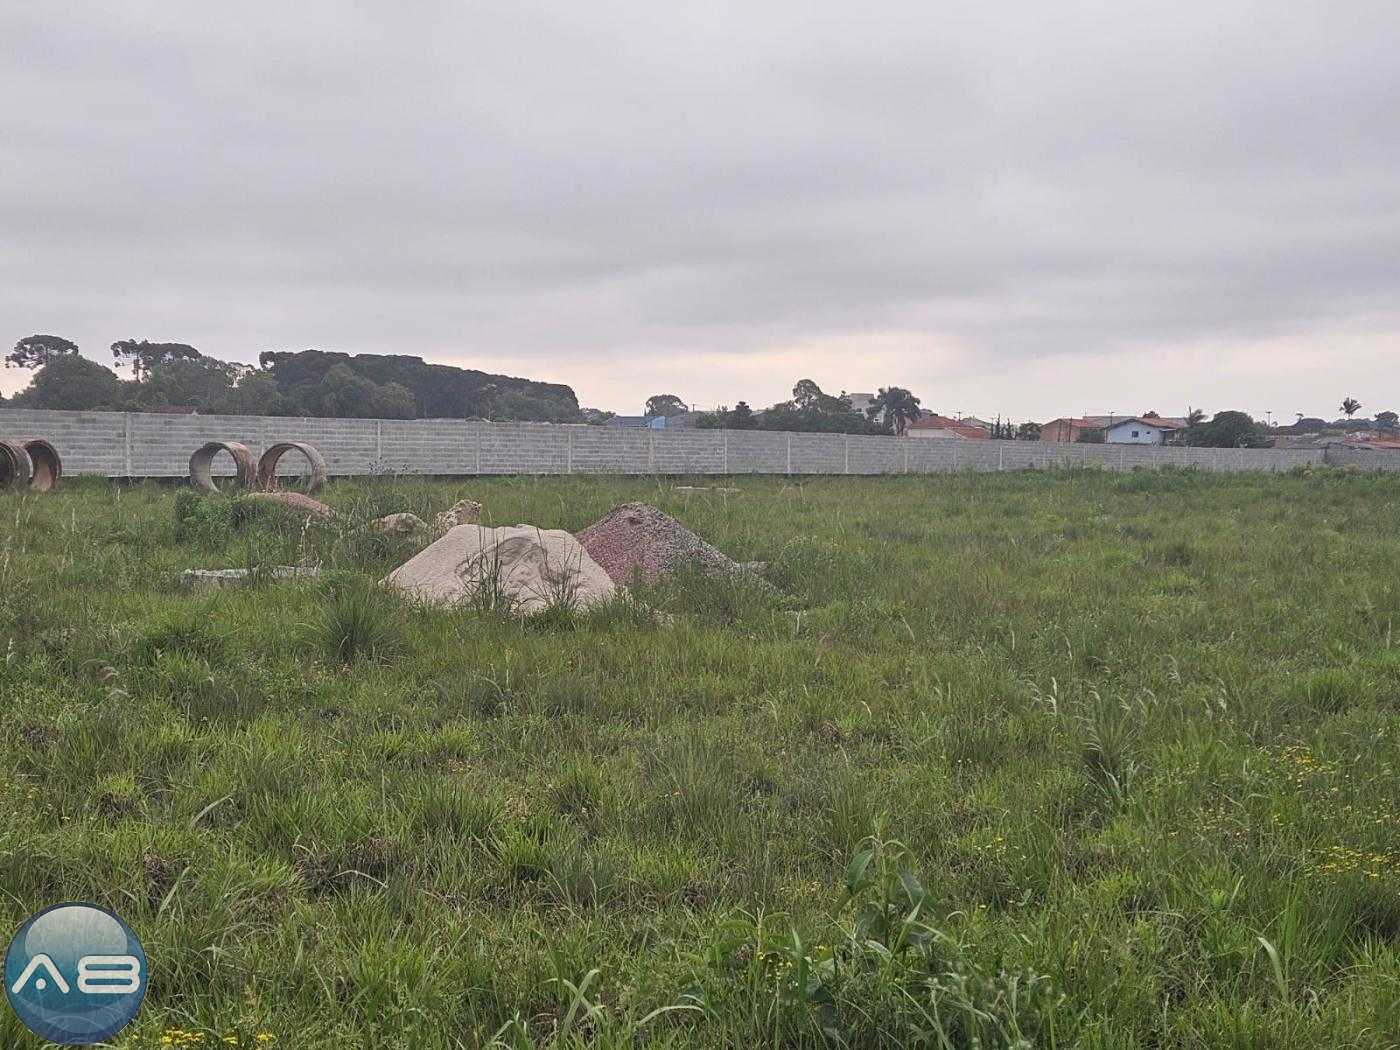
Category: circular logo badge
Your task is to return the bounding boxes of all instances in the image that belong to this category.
[4,902,148,1046]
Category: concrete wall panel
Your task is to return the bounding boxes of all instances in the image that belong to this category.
[0,409,1359,479]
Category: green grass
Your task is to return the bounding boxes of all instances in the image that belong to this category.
[2,468,1399,1048]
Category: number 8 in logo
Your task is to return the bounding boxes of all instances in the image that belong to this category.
[77,955,143,995]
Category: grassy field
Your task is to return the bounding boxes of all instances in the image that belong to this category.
[2,469,1399,1048]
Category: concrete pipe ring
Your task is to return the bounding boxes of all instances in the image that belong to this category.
[20,439,62,492]
[257,441,328,494]
[189,441,257,493]
[0,440,34,490]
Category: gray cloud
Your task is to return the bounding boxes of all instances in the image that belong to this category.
[2,0,1397,416]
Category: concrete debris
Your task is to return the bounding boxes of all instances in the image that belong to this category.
[181,566,322,591]
[374,512,430,535]
[385,524,616,615]
[575,501,750,585]
[245,490,335,520]
[435,499,482,530]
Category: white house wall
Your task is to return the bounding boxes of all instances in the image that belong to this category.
[1106,423,1167,445]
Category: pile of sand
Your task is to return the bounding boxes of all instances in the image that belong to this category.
[575,502,748,586]
[384,524,615,614]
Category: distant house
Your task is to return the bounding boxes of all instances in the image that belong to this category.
[1272,428,1400,450]
[1343,434,1400,451]
[1103,417,1186,445]
[1040,417,1094,443]
[844,392,876,416]
[649,411,704,430]
[1271,434,1348,449]
[1042,414,1187,444]
[604,411,704,430]
[905,414,990,440]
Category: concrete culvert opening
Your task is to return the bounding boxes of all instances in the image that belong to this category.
[257,442,327,494]
[0,440,33,490]
[20,439,61,492]
[189,441,257,493]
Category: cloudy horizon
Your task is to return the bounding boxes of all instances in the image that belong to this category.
[2,1,1396,421]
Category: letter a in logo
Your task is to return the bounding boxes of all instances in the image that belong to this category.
[9,953,70,995]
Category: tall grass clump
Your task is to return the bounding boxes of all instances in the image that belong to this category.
[1291,667,1371,714]
[133,611,230,666]
[308,576,406,665]
[1078,698,1139,805]
[635,560,781,627]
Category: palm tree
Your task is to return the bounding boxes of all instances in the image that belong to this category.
[1341,397,1362,419]
[1186,408,1205,427]
[869,387,923,435]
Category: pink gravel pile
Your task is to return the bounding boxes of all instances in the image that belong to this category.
[576,502,745,586]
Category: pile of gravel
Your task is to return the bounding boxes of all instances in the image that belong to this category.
[576,502,749,586]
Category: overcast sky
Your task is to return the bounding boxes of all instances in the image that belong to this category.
[2,1,1396,420]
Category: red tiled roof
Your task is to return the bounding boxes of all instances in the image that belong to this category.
[908,414,990,438]
[1104,416,1186,431]
[1348,437,1400,449]
[1047,414,1187,429]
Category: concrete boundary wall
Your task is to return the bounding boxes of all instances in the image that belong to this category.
[0,408,1372,478]
[1322,447,1400,472]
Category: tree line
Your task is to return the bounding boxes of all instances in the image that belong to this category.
[641,381,927,436]
[1089,403,1397,448]
[2,336,582,422]
[654,389,1399,447]
[6,336,1392,444]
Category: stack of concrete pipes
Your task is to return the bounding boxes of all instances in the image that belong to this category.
[0,438,63,492]
[188,440,327,494]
